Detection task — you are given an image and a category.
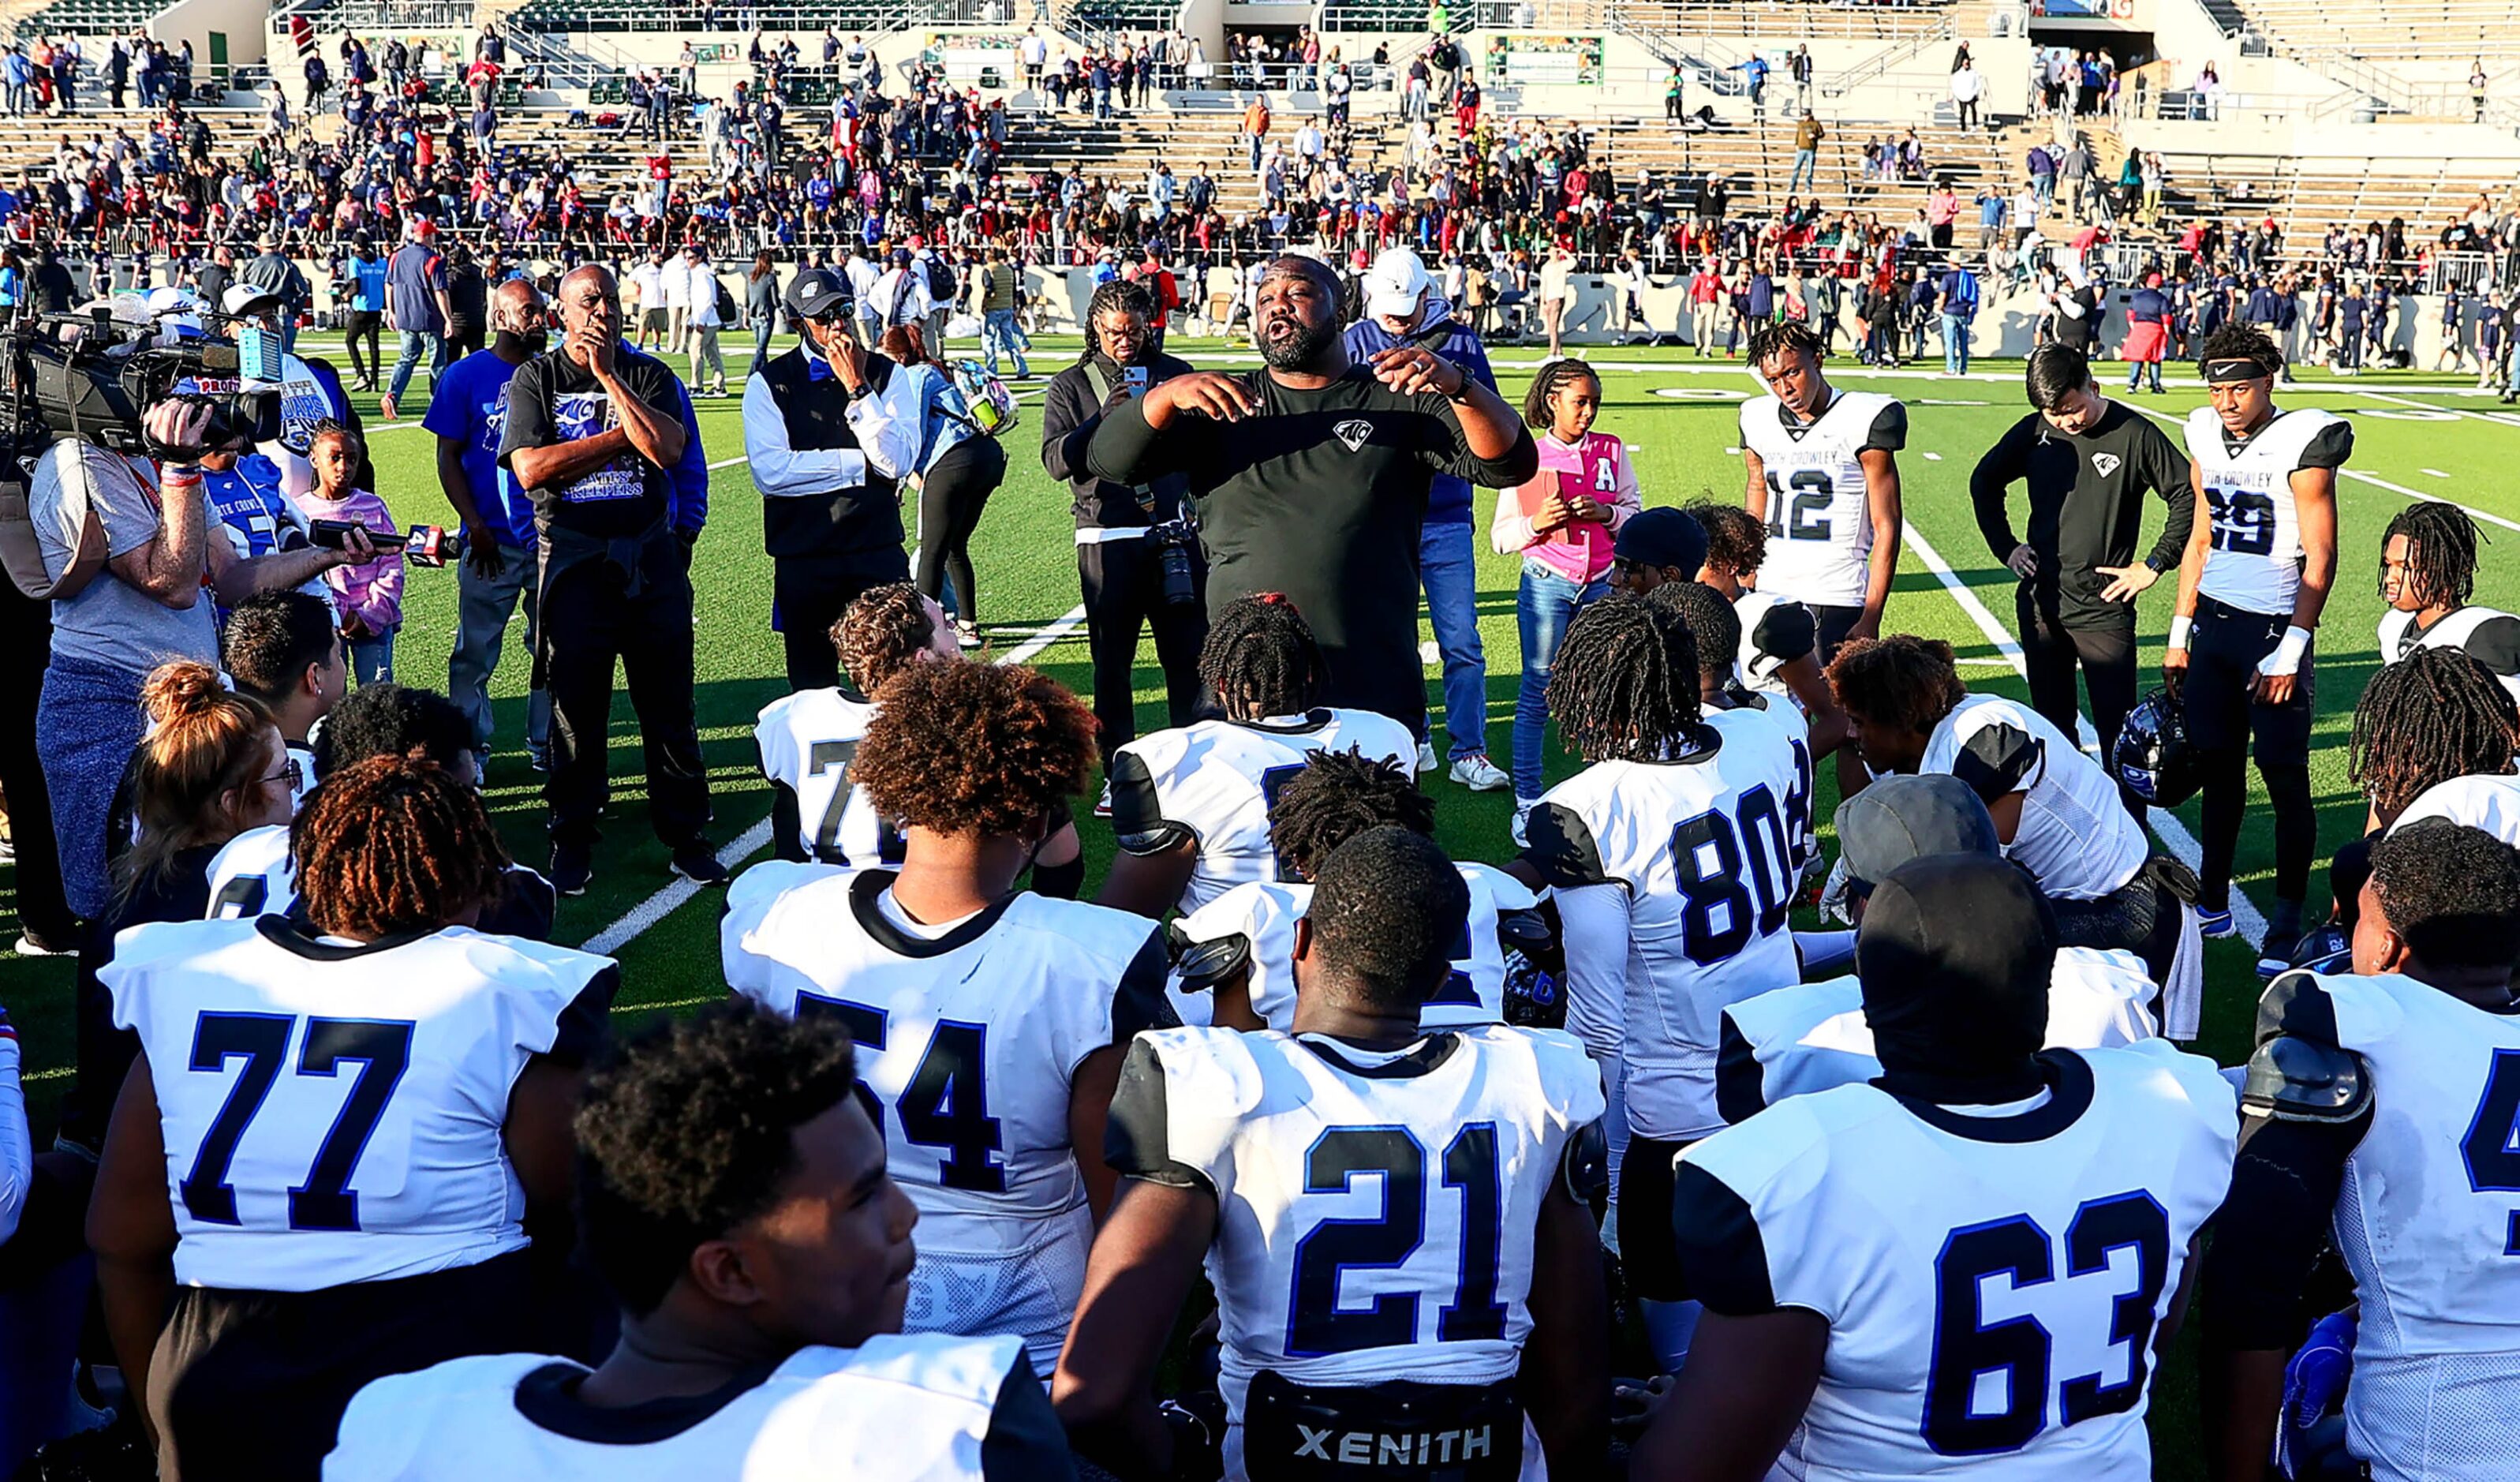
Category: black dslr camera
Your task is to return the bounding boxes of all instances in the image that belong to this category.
[1146,517,1201,608]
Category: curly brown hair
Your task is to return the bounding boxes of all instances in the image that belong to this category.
[292,755,511,940]
[833,582,938,696]
[1684,497,1767,581]
[854,661,1097,837]
[1826,634,1968,736]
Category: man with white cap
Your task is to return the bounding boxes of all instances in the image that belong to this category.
[381,218,451,420]
[1340,247,1509,793]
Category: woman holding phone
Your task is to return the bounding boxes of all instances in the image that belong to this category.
[1491,358,1639,835]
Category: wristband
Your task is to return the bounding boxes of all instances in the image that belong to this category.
[2167,615,2192,651]
[2259,625,2312,679]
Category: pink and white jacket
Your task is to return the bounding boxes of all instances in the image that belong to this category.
[1491,429,1641,585]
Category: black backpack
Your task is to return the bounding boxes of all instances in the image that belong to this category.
[715,278,738,324]
[925,255,957,302]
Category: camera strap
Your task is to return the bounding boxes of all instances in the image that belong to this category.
[1082,358,1159,517]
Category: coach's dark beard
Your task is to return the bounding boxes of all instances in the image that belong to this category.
[497,328,549,357]
[1259,313,1335,371]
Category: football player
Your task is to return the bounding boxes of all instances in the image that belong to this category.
[2166,323,2350,969]
[221,589,346,811]
[1828,635,2190,985]
[1633,852,2236,1479]
[1056,826,1610,1481]
[1647,576,1819,870]
[86,756,619,1481]
[1516,594,1801,1370]
[2351,646,2520,838]
[324,1001,1075,1480]
[2201,822,2520,1482]
[1735,321,1907,666]
[1171,747,1539,1031]
[1677,498,1855,767]
[204,683,557,940]
[1097,594,1416,918]
[1718,776,2159,1124]
[720,660,1172,1379]
[2376,499,2520,706]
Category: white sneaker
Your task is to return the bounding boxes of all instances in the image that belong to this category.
[1449,754,1510,792]
[1094,781,1113,818]
[1416,741,1438,773]
[1511,799,1537,849]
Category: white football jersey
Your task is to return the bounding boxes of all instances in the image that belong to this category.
[2377,604,2520,708]
[1715,949,2161,1124]
[2389,773,2520,848]
[1171,863,1540,1031]
[1733,587,1819,698]
[205,823,292,919]
[2287,972,2520,1481]
[1739,389,1907,609]
[1112,1024,1606,1482]
[1706,690,1816,870]
[2183,406,2352,616]
[1677,1042,2236,1480]
[720,863,1172,1375]
[1526,730,1804,1143]
[103,917,617,1290]
[1921,694,2148,901]
[754,686,902,868]
[1109,709,1419,913]
[325,1334,1034,1481]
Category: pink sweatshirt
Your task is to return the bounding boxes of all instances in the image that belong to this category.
[297,486,404,634]
[1491,429,1642,584]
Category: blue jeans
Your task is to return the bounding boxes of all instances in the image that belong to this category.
[349,627,395,687]
[387,328,445,402]
[1788,148,1815,194]
[1942,312,1969,374]
[983,308,1030,376]
[1419,520,1488,762]
[1512,559,1606,801]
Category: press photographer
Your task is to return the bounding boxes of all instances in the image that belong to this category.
[1041,279,1207,766]
[11,303,368,1148]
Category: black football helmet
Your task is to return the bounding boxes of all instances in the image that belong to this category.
[2115,687,2204,808]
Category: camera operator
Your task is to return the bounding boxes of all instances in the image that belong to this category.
[1041,279,1206,767]
[32,380,369,929]
[739,267,907,693]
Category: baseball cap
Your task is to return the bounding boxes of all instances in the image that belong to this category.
[783,267,851,320]
[1856,852,2056,1083]
[1363,248,1430,319]
[890,247,912,268]
[1833,775,2000,899]
[1612,507,1708,576]
[221,284,282,316]
[409,218,438,238]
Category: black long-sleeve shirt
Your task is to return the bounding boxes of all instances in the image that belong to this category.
[1038,349,1196,531]
[1969,399,2193,628]
[1086,365,1537,728]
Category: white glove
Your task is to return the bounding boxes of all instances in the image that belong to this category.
[2256,625,2312,679]
[1819,853,1855,926]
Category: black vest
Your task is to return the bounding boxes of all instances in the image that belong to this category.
[757,348,905,567]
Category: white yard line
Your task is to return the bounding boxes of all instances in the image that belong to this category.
[578,600,1089,959]
[1899,521,2269,947]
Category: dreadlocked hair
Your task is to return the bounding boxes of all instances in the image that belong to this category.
[1543,594,1705,762]
[854,661,1097,837]
[1684,497,1767,580]
[2350,646,2520,823]
[1744,320,1825,375]
[292,754,510,940]
[2197,320,2283,378]
[1198,593,1324,720]
[1826,636,1968,738]
[1086,278,1155,332]
[1647,578,1741,682]
[1521,357,1602,430]
[1266,747,1437,880]
[832,582,937,695]
[2380,500,2482,610]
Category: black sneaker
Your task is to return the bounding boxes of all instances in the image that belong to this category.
[671,844,731,886]
[550,844,593,897]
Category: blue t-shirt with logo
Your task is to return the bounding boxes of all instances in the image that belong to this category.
[423,348,534,548]
[352,255,387,312]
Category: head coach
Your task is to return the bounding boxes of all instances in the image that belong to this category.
[1082,253,1537,732]
[1040,277,1206,764]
